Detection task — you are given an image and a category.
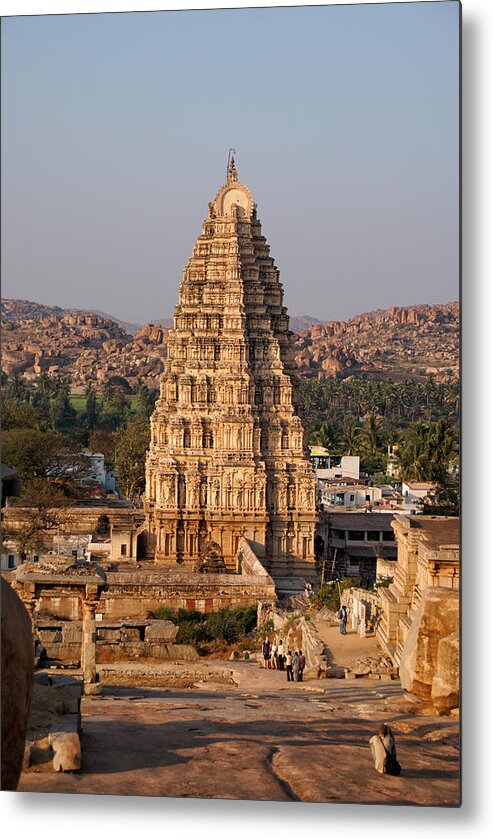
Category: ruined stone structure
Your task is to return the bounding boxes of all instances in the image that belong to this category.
[376,515,460,712]
[14,560,106,695]
[144,159,317,580]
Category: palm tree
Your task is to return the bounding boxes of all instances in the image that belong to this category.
[359,414,386,473]
[339,419,361,455]
[310,419,338,452]
[398,421,434,482]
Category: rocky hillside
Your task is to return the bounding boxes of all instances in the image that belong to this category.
[294,302,459,382]
[1,299,458,391]
[1,299,167,392]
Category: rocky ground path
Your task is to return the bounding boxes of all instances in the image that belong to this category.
[19,653,460,806]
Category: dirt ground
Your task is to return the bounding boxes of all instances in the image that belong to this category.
[18,650,460,806]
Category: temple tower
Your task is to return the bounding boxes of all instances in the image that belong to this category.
[144,158,317,580]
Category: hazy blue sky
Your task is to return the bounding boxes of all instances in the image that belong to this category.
[1,2,459,324]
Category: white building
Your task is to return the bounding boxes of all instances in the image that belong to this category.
[319,479,383,510]
[401,481,437,511]
[310,447,360,482]
[82,452,116,494]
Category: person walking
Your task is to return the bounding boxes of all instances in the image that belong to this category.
[369,723,401,775]
[292,651,300,683]
[285,650,293,681]
[298,650,306,681]
[277,640,285,671]
[262,637,270,669]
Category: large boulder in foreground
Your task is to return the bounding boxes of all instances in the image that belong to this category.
[399,587,459,703]
[1,578,34,790]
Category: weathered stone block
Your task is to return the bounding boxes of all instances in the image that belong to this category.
[145,620,178,643]
[61,622,82,643]
[399,587,459,699]
[49,731,82,772]
[431,631,459,714]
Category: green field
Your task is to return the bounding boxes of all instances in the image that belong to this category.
[69,395,140,414]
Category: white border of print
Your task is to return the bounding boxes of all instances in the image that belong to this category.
[1,0,491,837]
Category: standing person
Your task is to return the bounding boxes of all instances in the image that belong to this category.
[277,639,285,671]
[299,650,306,681]
[262,637,270,669]
[285,650,294,681]
[292,650,300,682]
[337,605,348,635]
[270,640,278,670]
[369,723,400,775]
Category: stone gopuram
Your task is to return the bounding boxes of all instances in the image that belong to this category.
[144,158,317,581]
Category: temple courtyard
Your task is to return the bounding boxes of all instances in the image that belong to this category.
[18,627,460,806]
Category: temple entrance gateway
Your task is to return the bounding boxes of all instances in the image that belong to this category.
[144,158,317,581]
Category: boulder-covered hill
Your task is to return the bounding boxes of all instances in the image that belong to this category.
[1,298,458,391]
[1,299,167,391]
[294,302,459,382]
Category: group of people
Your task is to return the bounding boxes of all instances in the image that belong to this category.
[261,638,306,682]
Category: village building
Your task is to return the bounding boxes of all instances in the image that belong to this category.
[318,478,383,510]
[316,511,397,585]
[309,447,360,481]
[401,480,437,510]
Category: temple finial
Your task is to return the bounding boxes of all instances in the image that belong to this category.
[227,148,237,182]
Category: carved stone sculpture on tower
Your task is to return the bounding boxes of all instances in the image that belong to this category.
[144,159,317,580]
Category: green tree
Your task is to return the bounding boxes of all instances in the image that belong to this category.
[1,428,94,491]
[105,375,133,395]
[2,478,73,558]
[88,429,116,468]
[84,383,99,431]
[420,475,459,517]
[1,399,47,431]
[135,379,159,418]
[359,415,386,473]
[339,419,361,455]
[4,375,33,403]
[398,419,458,483]
[50,390,77,433]
[309,419,338,451]
[100,388,129,431]
[114,417,150,499]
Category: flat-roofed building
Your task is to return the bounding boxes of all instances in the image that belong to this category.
[316,511,397,584]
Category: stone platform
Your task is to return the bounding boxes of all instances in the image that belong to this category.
[18,660,460,806]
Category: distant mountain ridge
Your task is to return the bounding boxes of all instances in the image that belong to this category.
[1,298,458,389]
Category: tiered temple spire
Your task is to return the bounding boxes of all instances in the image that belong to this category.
[144,162,317,579]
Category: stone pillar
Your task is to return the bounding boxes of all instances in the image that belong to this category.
[81,599,101,695]
[22,596,38,659]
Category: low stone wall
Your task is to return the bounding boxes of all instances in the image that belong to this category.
[100,569,276,619]
[295,617,329,678]
[97,662,237,688]
[35,618,198,666]
[27,566,276,623]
